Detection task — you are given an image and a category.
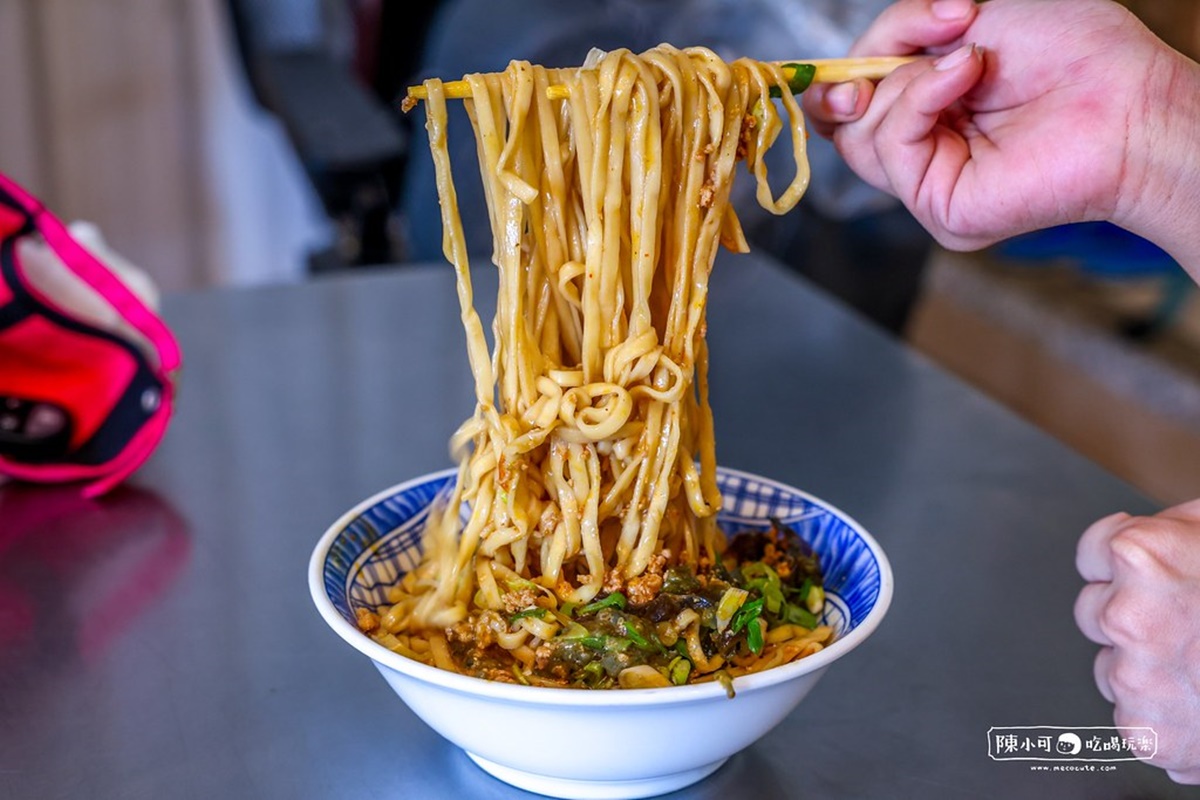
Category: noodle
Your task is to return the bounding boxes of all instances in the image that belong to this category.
[370,45,824,686]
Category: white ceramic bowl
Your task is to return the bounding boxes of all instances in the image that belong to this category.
[310,467,893,799]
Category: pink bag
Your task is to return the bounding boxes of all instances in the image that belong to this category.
[0,173,181,497]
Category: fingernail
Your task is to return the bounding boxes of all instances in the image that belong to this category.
[825,82,859,116]
[935,43,977,71]
[932,0,974,20]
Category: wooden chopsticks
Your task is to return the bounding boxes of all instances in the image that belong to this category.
[803,56,916,84]
[403,56,916,106]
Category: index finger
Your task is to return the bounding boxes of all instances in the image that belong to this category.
[1076,512,1132,583]
[850,0,979,58]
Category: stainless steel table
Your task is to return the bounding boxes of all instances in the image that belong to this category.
[0,253,1189,799]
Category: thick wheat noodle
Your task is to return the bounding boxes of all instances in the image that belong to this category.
[389,45,812,660]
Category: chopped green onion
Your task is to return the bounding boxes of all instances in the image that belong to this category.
[787,62,817,94]
[581,661,607,686]
[621,619,663,652]
[623,620,649,648]
[662,565,701,594]
[508,607,547,624]
[782,602,817,629]
[769,62,816,98]
[730,597,764,634]
[716,587,750,632]
[806,584,825,615]
[742,562,784,614]
[786,578,817,610]
[746,618,764,655]
[504,576,538,592]
[668,656,692,686]
[581,634,630,652]
[559,602,578,618]
[579,592,627,615]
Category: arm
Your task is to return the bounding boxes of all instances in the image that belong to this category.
[1114,47,1200,278]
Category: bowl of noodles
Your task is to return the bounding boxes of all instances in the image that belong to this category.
[310,466,891,799]
[312,43,893,799]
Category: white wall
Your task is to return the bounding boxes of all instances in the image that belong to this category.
[0,0,330,292]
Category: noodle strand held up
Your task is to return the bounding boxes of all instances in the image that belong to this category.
[375,45,817,681]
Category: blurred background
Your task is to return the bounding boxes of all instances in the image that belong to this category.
[0,0,1197,503]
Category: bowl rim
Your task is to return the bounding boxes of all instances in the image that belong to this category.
[309,465,893,707]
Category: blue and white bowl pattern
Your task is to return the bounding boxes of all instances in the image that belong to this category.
[321,467,883,645]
